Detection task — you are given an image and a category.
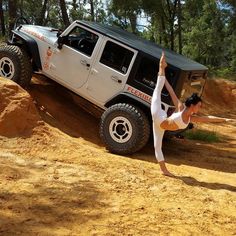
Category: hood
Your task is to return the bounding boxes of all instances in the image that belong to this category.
[19,25,59,44]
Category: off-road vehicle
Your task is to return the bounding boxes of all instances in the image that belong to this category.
[0,18,208,154]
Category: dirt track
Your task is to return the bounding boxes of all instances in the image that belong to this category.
[0,75,236,235]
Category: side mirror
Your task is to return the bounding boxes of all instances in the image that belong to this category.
[57,36,66,49]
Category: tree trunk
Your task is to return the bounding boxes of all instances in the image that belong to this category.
[128,12,137,34]
[37,0,49,25]
[89,0,95,21]
[8,0,17,36]
[19,0,23,18]
[59,0,70,27]
[166,0,178,51]
[160,16,168,48]
[72,0,78,10]
[0,0,5,36]
[177,0,182,54]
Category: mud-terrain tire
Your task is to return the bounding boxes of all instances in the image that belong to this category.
[0,45,32,87]
[100,103,150,155]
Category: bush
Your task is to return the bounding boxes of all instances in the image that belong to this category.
[209,67,236,81]
[185,129,221,143]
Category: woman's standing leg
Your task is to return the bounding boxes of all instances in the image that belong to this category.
[151,77,174,176]
[151,52,174,177]
[153,122,165,162]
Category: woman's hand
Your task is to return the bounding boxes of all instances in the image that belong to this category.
[225,118,235,122]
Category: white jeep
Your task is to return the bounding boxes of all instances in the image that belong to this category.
[0,18,208,154]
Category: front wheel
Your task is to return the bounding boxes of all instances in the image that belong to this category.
[100,103,150,155]
[0,45,32,87]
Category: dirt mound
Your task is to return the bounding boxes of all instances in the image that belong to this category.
[0,77,41,137]
[201,78,236,116]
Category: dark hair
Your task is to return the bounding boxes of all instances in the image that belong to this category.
[185,93,202,107]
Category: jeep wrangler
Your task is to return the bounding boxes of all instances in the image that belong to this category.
[0,18,208,154]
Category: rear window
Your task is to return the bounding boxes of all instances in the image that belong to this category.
[135,57,158,88]
[135,56,177,94]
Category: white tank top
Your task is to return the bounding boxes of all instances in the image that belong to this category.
[169,109,190,129]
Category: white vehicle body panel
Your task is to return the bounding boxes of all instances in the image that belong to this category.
[87,37,137,103]
[19,22,141,109]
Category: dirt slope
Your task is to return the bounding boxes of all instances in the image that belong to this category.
[202,78,236,117]
[0,77,41,137]
[0,76,235,236]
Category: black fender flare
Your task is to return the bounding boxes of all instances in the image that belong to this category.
[8,30,42,70]
[105,92,152,119]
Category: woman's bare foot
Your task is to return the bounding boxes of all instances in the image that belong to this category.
[159,161,175,177]
[161,170,175,177]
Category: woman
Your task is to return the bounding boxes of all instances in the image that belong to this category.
[151,52,232,177]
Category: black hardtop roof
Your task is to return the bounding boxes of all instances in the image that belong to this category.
[78,20,208,72]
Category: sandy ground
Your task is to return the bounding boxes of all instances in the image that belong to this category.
[0,75,235,236]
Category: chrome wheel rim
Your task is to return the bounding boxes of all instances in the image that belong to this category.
[0,57,15,79]
[109,116,133,143]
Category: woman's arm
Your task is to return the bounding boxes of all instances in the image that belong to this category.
[164,79,184,112]
[159,52,184,112]
[190,115,232,123]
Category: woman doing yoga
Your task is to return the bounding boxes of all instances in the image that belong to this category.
[151,52,232,177]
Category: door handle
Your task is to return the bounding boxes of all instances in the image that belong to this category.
[91,68,98,74]
[111,75,122,84]
[80,60,90,67]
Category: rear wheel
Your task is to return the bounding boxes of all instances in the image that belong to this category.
[100,103,150,154]
[0,45,32,87]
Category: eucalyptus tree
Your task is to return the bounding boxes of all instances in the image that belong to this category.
[0,0,5,36]
[59,0,70,27]
[219,0,236,72]
[182,0,226,67]
[108,0,142,33]
[8,0,17,34]
[141,0,183,52]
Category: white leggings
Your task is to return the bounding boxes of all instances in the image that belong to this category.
[151,76,167,162]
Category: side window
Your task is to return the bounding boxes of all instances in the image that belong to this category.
[135,57,176,91]
[100,41,134,74]
[65,26,99,56]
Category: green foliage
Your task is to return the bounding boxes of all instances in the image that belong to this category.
[185,129,221,143]
[107,0,143,33]
[209,67,236,81]
[0,0,236,79]
[182,0,226,67]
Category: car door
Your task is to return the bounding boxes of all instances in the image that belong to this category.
[47,25,103,89]
[87,38,137,103]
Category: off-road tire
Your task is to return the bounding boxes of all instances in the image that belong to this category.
[100,103,150,154]
[0,45,32,87]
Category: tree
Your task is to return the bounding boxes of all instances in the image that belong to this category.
[141,0,182,51]
[59,0,70,27]
[108,0,142,33]
[8,0,17,35]
[219,0,236,72]
[89,0,95,21]
[165,0,178,50]
[177,0,182,54]
[0,0,5,36]
[182,0,226,67]
[37,0,49,25]
[69,0,85,21]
